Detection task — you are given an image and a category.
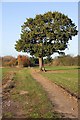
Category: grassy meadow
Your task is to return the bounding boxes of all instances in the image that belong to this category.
[2,67,58,118]
[1,66,79,118]
[41,66,78,96]
[0,68,2,79]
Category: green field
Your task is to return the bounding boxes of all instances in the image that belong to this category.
[0,68,2,77]
[2,67,59,118]
[41,66,78,96]
[2,66,78,117]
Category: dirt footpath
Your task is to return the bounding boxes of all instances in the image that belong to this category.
[30,68,78,118]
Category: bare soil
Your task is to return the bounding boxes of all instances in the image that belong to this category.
[2,72,27,118]
[30,68,78,118]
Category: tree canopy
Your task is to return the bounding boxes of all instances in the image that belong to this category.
[15,11,78,58]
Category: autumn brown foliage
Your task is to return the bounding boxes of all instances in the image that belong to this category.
[2,56,17,67]
[18,55,30,67]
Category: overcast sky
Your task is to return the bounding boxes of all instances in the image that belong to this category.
[1,2,78,57]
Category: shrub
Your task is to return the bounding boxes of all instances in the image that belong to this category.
[2,56,17,67]
[17,55,31,67]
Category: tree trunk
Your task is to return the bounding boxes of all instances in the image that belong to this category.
[39,57,45,71]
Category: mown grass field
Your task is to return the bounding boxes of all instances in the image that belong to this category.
[0,68,2,80]
[41,66,78,96]
[2,67,59,118]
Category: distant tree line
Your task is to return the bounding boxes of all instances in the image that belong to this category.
[52,55,80,66]
[0,56,18,67]
[0,55,39,67]
[0,55,80,67]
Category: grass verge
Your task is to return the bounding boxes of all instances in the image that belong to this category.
[41,66,78,97]
[2,67,60,118]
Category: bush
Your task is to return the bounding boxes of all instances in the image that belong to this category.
[2,56,17,67]
[52,55,79,66]
[18,55,31,67]
[29,57,39,67]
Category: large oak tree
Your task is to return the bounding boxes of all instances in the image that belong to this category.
[15,11,78,71]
